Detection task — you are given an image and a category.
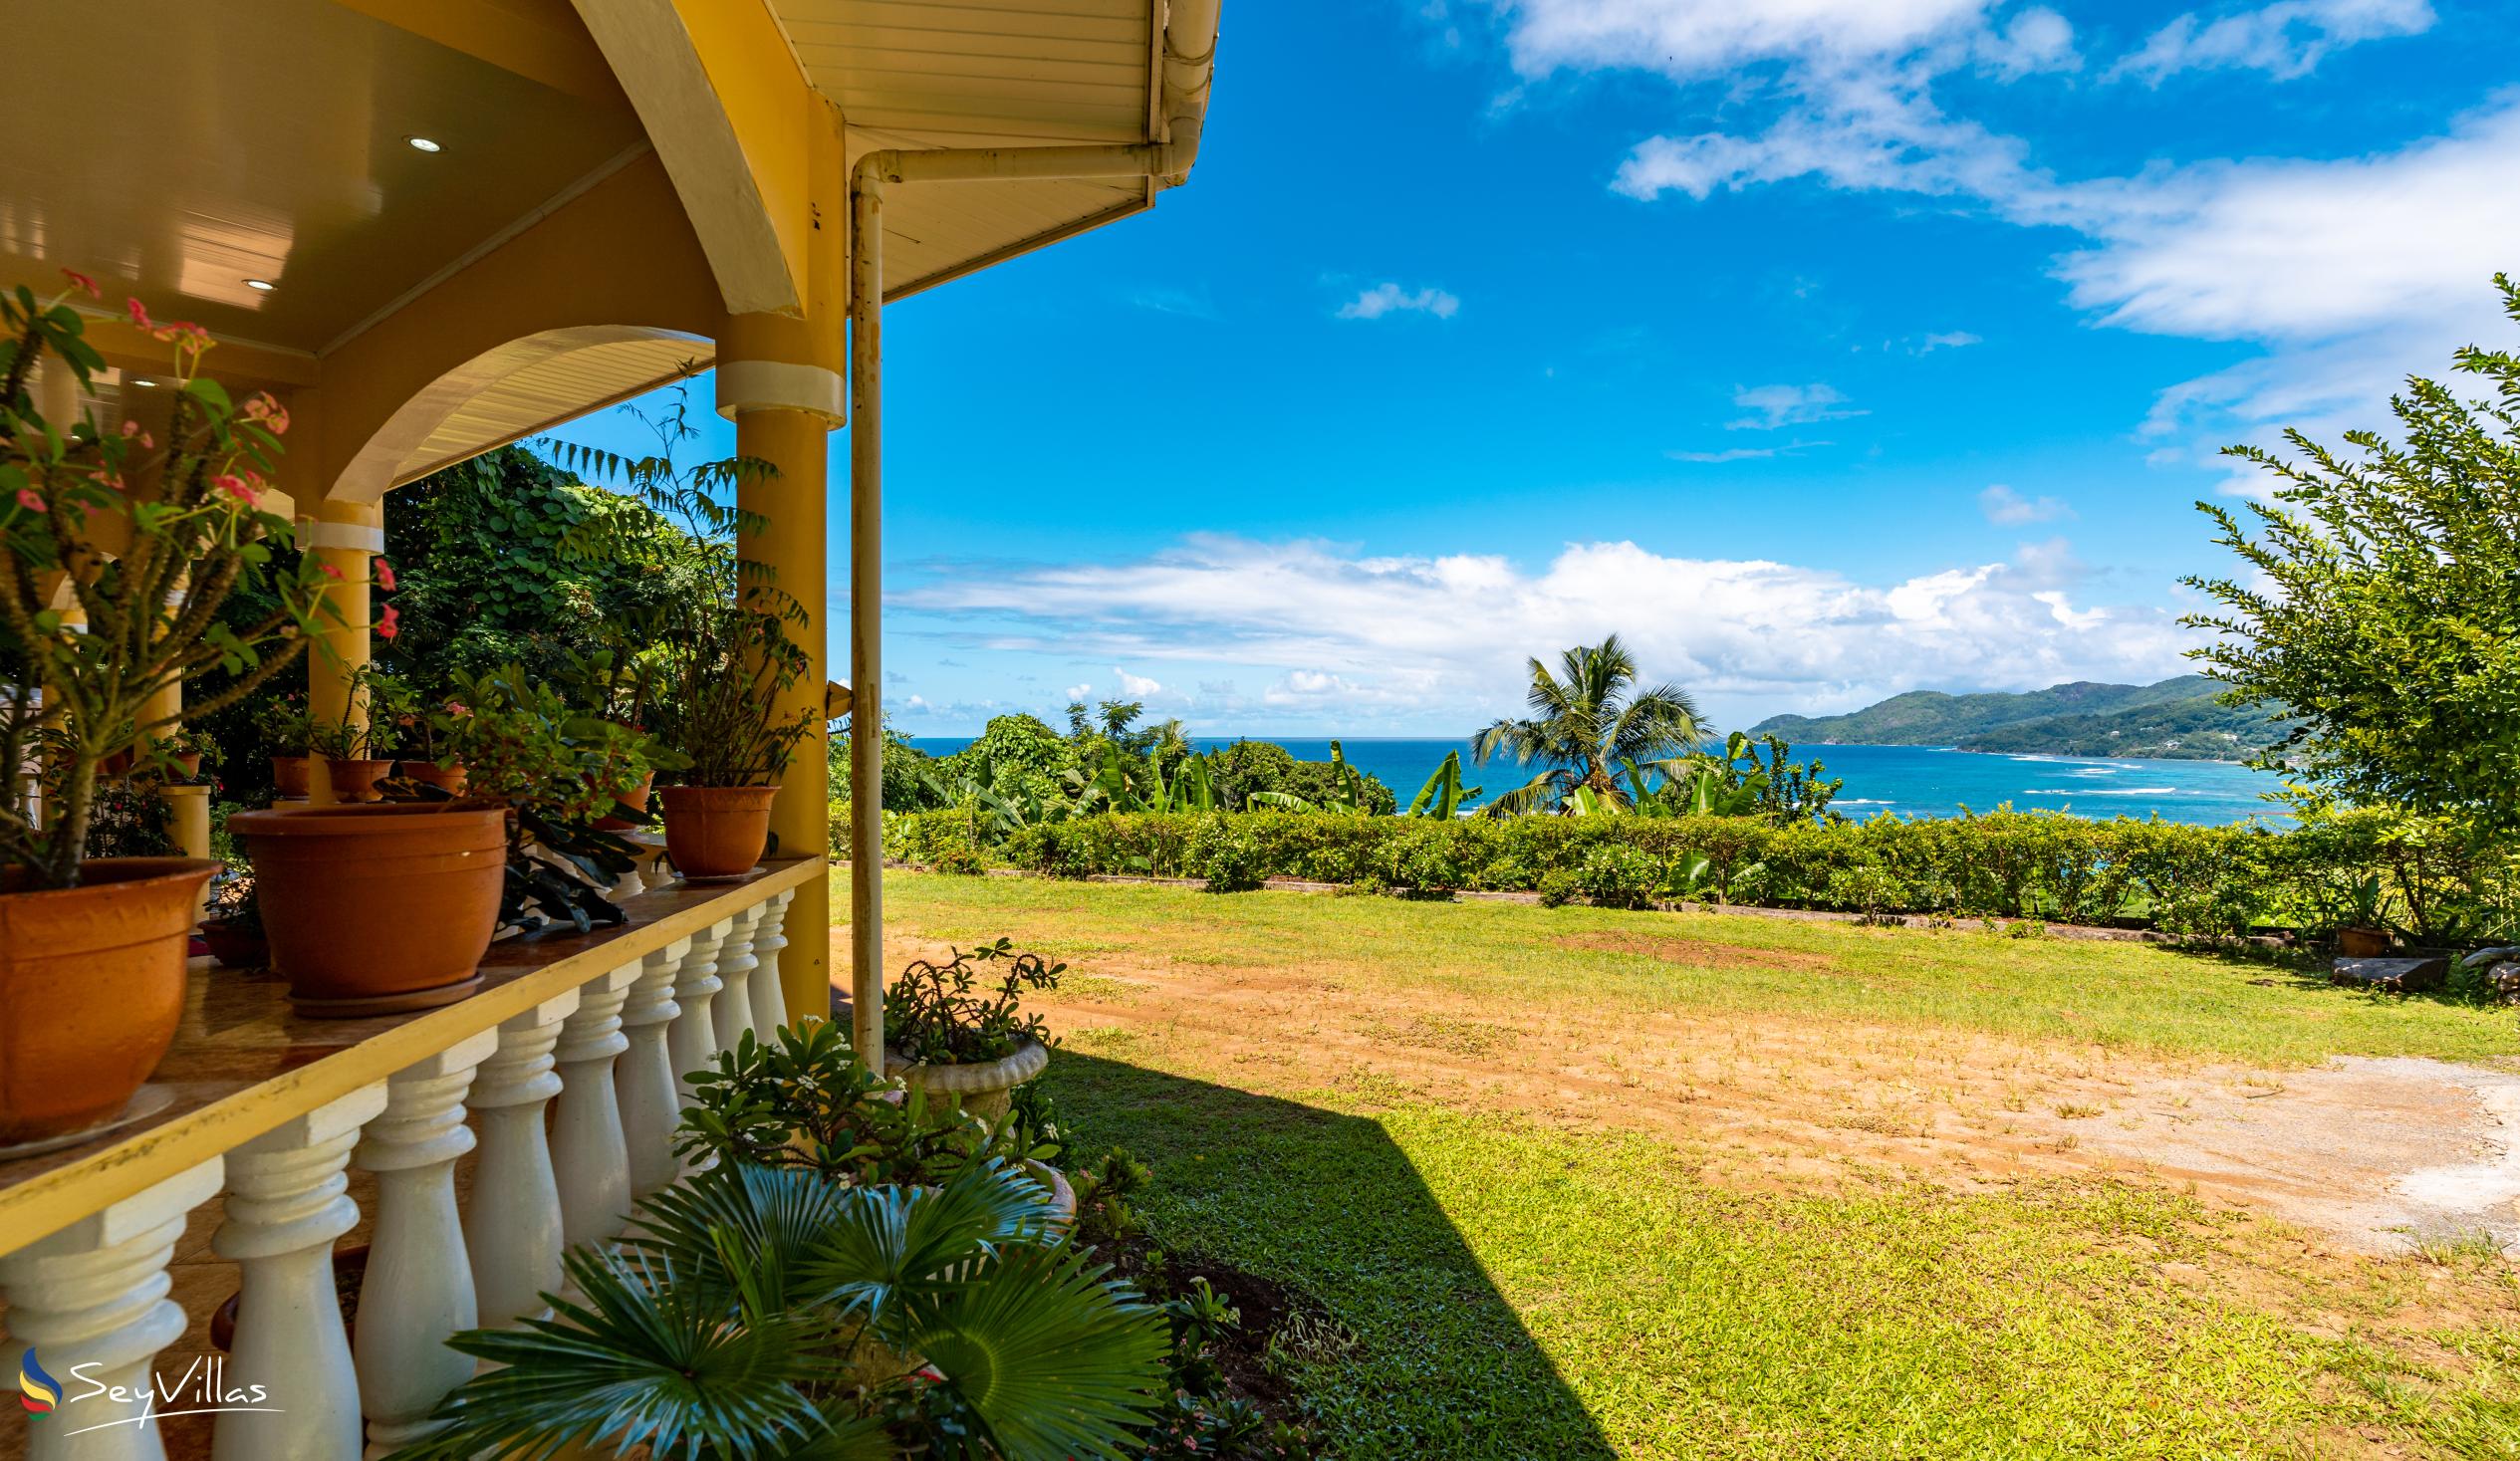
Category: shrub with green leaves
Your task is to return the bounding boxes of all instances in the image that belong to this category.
[1579,845,1661,909]
[1185,814,1267,892]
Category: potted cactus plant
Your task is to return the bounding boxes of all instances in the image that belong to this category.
[0,273,332,1140]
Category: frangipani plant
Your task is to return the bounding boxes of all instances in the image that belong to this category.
[1,274,336,886]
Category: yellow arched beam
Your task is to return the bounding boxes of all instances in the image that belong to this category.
[570,0,819,318]
[312,151,724,505]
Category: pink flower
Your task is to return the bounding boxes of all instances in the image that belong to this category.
[445,701,469,717]
[60,269,99,300]
[374,558,396,591]
[377,604,400,641]
[14,488,44,513]
[318,562,343,582]
[210,473,258,506]
[120,418,139,438]
[125,297,153,331]
[152,321,211,351]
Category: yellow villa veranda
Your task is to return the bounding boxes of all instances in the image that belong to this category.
[0,1,1218,1455]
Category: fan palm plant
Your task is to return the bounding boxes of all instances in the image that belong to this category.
[1469,635,1704,816]
[397,1159,1167,1461]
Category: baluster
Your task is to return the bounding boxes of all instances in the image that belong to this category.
[353,1032,496,1457]
[0,1158,222,1461]
[610,860,645,900]
[467,991,579,1330]
[749,886,797,1036]
[554,960,641,1248]
[213,1084,390,1461]
[712,903,765,1053]
[666,918,731,1103]
[618,936,690,1201]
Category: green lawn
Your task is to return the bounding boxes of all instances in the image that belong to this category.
[882,871,2517,1068]
[865,871,2520,1459]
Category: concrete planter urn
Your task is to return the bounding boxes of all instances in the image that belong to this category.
[885,1037,1049,1125]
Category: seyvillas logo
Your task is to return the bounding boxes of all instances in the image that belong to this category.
[18,1350,60,1413]
[13,1352,280,1436]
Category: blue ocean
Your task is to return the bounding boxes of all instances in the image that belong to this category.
[905,737,2290,827]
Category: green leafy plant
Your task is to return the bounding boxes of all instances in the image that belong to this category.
[250,690,311,756]
[888,937,1064,1066]
[398,1159,1169,1461]
[2,275,333,885]
[1471,635,1703,815]
[678,1023,1044,1186]
[1186,815,1267,892]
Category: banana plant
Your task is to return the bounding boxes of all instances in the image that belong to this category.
[1405,751,1480,819]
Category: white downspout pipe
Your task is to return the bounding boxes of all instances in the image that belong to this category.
[849,1,1220,1070]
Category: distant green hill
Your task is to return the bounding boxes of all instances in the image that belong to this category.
[1754,675,2291,762]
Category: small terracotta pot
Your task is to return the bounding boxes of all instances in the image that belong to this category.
[229,804,507,1016]
[657,784,778,879]
[324,757,395,803]
[594,770,656,832]
[100,747,135,778]
[0,857,218,1143]
[198,919,269,970]
[2337,925,2390,957]
[271,755,312,798]
[173,752,203,779]
[397,760,469,796]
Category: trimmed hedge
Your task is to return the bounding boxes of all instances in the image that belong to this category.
[834,802,2513,940]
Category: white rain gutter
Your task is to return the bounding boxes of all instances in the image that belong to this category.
[847,0,1220,1067]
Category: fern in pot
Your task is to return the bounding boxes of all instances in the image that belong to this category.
[1,275,332,1138]
[546,392,812,879]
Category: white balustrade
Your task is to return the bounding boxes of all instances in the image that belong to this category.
[212,1084,390,1461]
[712,903,766,1053]
[466,991,579,1330]
[0,1158,222,1461]
[749,886,797,1035]
[618,936,691,1201]
[553,959,641,1248]
[353,1031,496,1458]
[667,918,732,1103]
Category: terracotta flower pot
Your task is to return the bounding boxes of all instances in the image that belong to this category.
[198,919,269,970]
[0,857,218,1144]
[2337,925,2390,957]
[657,784,778,879]
[594,770,656,832]
[324,757,395,803]
[885,1036,1049,1126]
[396,759,469,796]
[271,755,312,798]
[229,804,507,1016]
[100,748,135,778]
[173,752,203,779]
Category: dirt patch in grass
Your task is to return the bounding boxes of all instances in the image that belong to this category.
[1556,930,1843,974]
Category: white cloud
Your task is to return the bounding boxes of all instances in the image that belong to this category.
[1498,0,2520,481]
[1978,483,2074,524]
[1728,382,1866,430]
[1113,666,1164,697]
[1667,445,1779,463]
[2111,0,2432,85]
[1977,5,2080,79]
[1335,283,1462,321]
[1916,330,1982,353]
[900,534,2194,727]
[1062,682,1093,701]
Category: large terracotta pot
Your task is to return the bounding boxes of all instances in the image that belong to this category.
[324,757,394,803]
[230,804,506,1016]
[396,759,468,795]
[657,784,778,879]
[594,770,656,832]
[0,857,218,1144]
[271,755,311,798]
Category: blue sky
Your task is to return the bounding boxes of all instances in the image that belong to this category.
[545,0,2520,737]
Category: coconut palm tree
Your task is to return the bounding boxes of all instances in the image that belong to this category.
[1470,635,1704,815]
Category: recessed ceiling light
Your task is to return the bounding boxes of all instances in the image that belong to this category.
[244,279,274,292]
[405,135,443,153]
[129,378,156,388]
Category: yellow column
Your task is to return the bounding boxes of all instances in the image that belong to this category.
[717,102,846,1031]
[303,499,380,806]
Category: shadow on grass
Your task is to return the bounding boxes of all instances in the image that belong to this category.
[1045,1051,1617,1461]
